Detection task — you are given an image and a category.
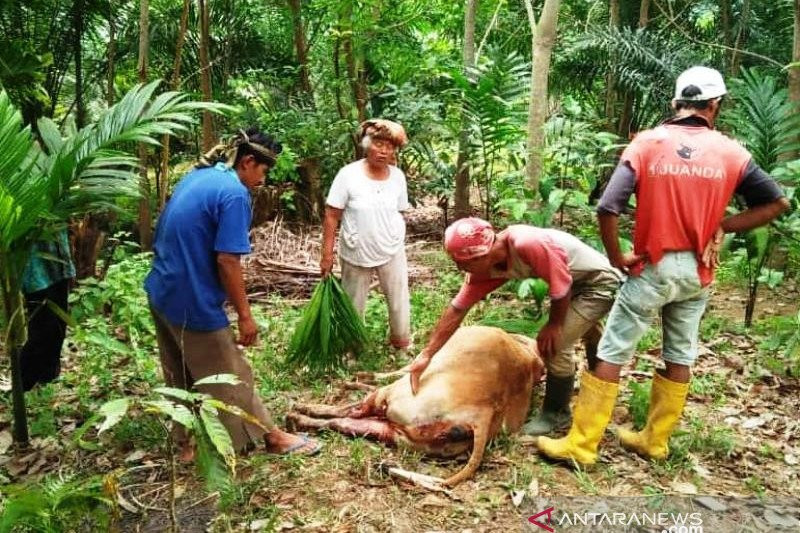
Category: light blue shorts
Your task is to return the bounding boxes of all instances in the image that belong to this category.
[597,251,710,367]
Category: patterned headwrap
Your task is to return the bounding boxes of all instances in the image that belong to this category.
[197,129,278,169]
[444,217,496,261]
[359,119,408,147]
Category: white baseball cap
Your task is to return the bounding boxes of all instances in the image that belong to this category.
[674,66,727,101]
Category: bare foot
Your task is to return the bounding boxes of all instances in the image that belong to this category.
[265,429,321,455]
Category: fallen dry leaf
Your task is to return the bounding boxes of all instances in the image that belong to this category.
[670,481,698,495]
[0,430,12,455]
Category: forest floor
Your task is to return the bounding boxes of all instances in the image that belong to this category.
[1,206,800,532]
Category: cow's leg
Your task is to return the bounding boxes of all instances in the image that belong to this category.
[294,401,361,419]
[442,408,495,487]
[286,412,398,445]
[294,390,383,420]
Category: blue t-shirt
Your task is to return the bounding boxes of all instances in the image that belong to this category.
[145,163,252,331]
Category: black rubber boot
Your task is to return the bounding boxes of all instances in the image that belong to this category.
[522,374,575,436]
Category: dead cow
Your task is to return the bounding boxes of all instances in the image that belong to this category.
[288,325,544,486]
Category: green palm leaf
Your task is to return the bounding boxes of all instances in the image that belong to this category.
[1,81,232,444]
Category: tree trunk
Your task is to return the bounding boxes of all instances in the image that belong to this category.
[2,275,29,446]
[72,216,107,279]
[73,0,85,128]
[107,0,116,106]
[158,0,191,211]
[638,0,650,28]
[618,0,650,138]
[789,1,800,159]
[604,0,620,129]
[605,0,620,123]
[69,0,111,279]
[454,0,478,220]
[287,0,322,221]
[729,0,751,76]
[342,1,367,127]
[721,0,732,72]
[288,0,313,96]
[523,0,562,194]
[138,0,152,250]
[199,0,216,152]
[332,38,348,121]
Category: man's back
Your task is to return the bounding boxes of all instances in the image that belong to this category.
[145,163,252,330]
[622,123,751,284]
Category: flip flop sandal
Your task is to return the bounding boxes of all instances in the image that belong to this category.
[282,433,321,456]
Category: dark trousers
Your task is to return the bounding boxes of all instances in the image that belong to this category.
[21,279,70,391]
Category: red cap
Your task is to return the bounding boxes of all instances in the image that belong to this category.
[444,217,495,261]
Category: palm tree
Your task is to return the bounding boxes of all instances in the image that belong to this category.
[0,81,229,445]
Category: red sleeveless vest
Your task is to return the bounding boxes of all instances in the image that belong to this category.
[621,124,751,286]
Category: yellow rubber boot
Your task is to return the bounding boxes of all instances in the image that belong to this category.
[536,372,619,465]
[618,373,689,460]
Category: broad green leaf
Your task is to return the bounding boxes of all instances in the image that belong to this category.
[36,117,63,154]
[192,373,241,387]
[97,398,130,434]
[200,406,235,471]
[204,399,269,431]
[154,387,195,402]
[142,400,195,428]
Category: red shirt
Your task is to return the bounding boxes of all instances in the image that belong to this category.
[451,226,620,309]
[621,124,751,285]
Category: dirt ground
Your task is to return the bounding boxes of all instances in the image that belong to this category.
[112,245,800,532]
[2,205,800,532]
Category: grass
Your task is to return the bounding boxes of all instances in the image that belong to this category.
[573,466,599,495]
[657,415,736,475]
[689,372,727,404]
[744,476,767,501]
[626,380,652,430]
[4,247,799,529]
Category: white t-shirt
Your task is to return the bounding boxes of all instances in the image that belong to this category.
[326,159,410,267]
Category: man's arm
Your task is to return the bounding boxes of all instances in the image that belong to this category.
[537,292,570,360]
[217,252,257,346]
[321,206,343,276]
[408,304,469,394]
[598,212,643,273]
[720,197,790,233]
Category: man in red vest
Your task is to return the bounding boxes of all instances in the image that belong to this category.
[537,66,789,465]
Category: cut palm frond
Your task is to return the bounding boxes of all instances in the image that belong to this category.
[286,276,368,372]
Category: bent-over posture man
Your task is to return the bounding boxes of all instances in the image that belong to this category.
[409,217,622,436]
[537,66,789,465]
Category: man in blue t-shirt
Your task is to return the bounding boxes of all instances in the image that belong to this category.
[145,128,319,459]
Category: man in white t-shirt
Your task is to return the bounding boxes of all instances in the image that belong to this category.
[320,119,412,350]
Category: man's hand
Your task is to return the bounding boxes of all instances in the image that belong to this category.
[611,251,644,275]
[237,315,258,346]
[536,322,562,360]
[408,352,432,395]
[320,254,334,277]
[701,228,725,269]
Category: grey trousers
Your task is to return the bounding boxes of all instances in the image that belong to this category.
[340,250,411,348]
